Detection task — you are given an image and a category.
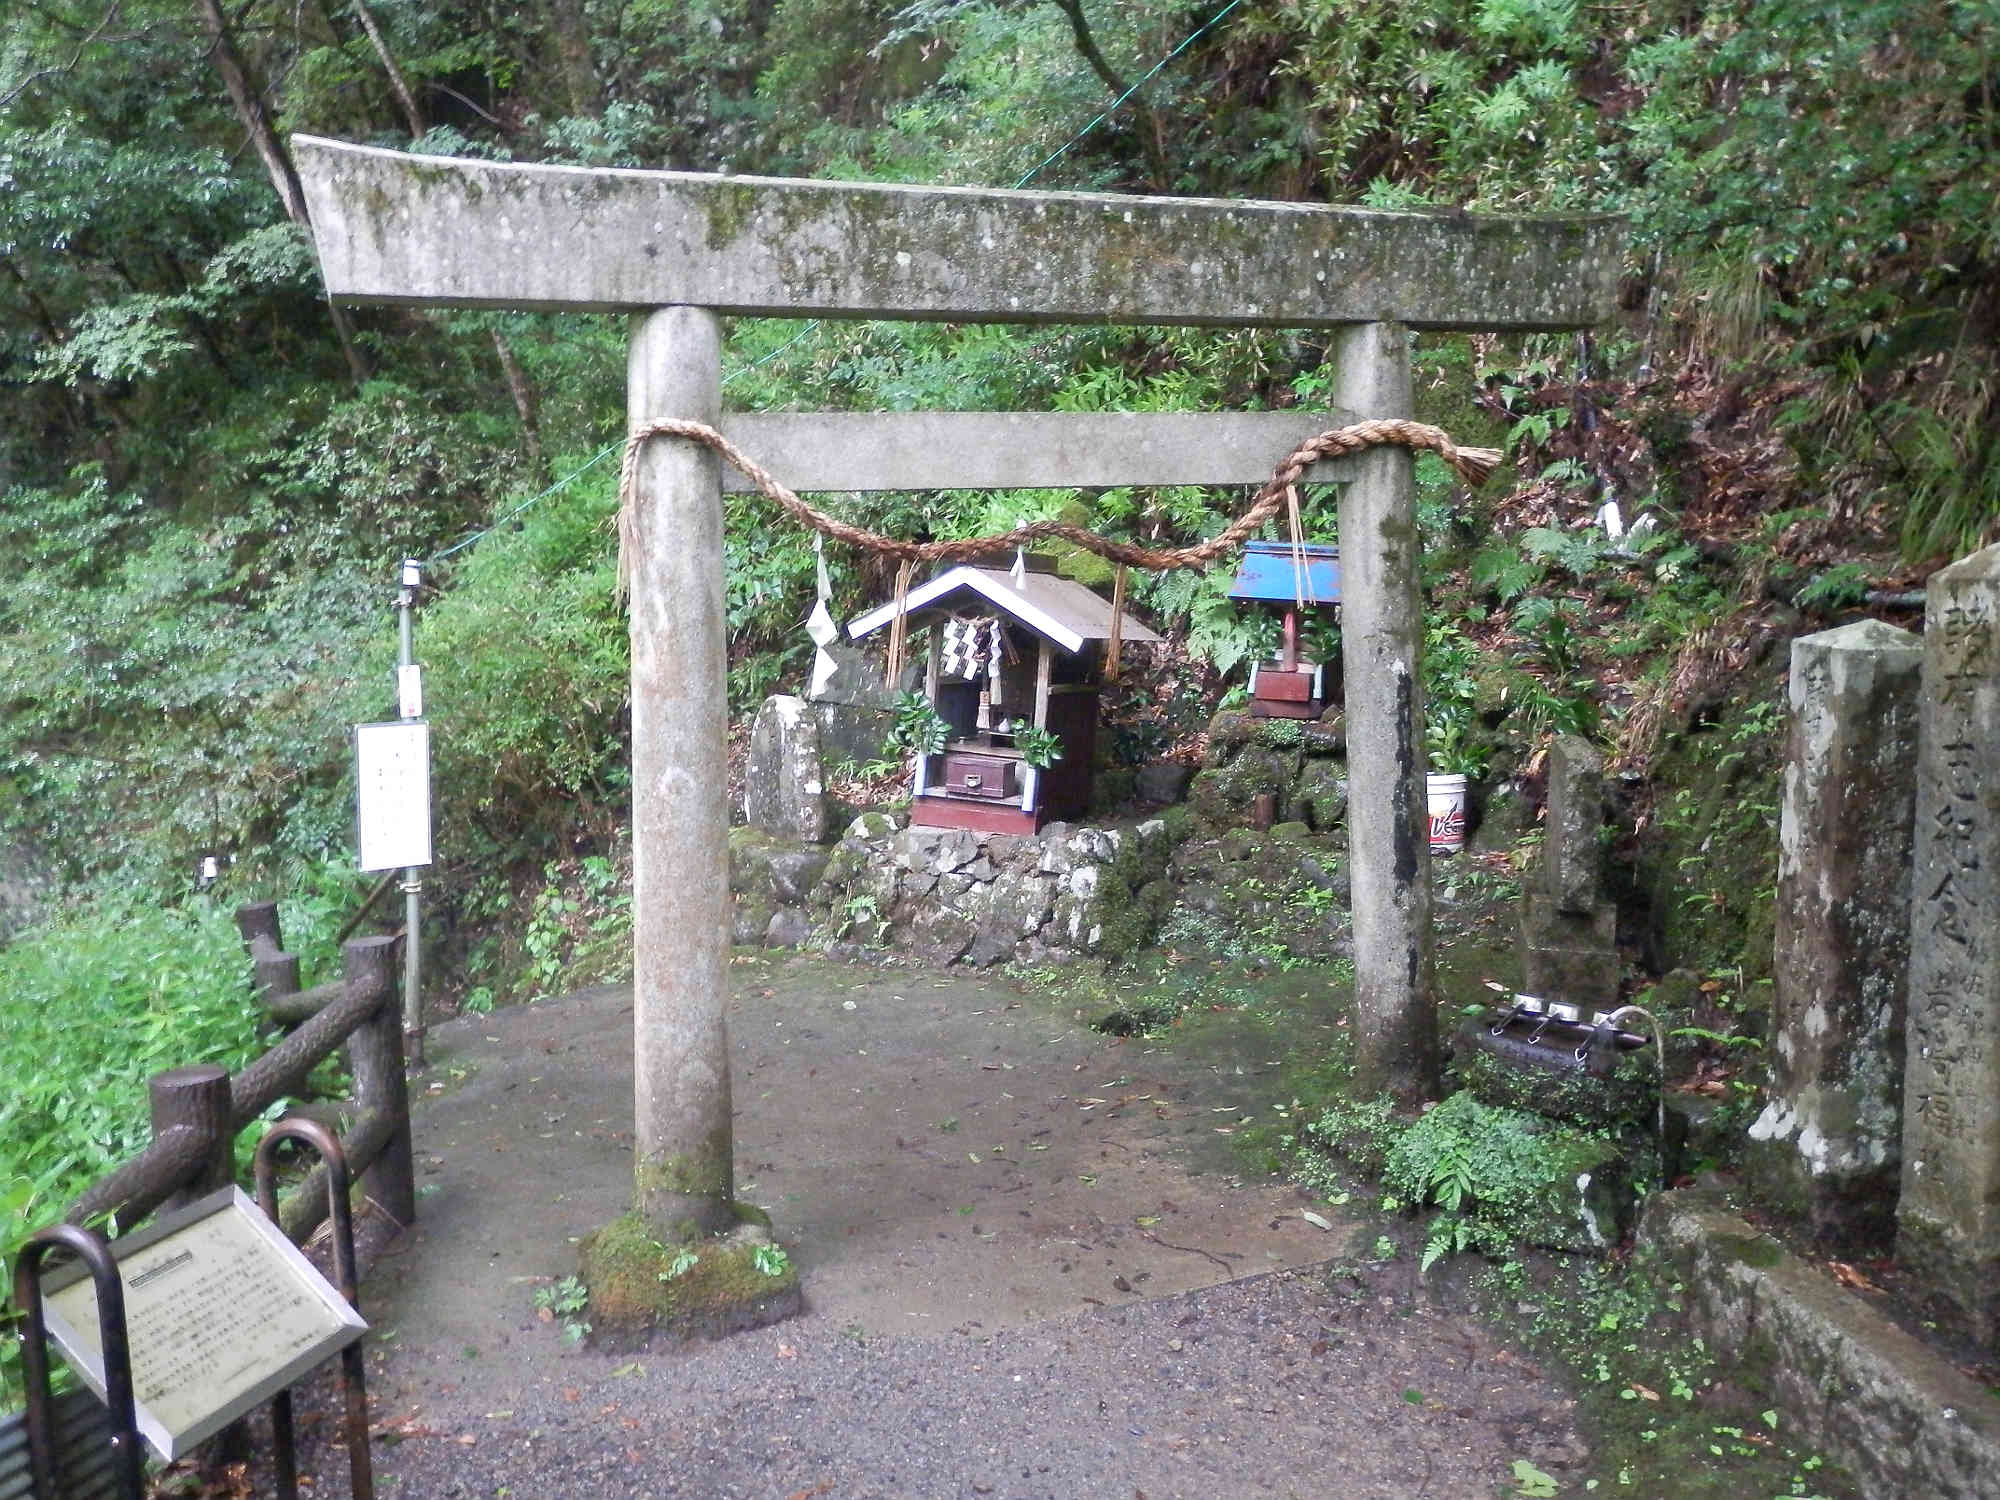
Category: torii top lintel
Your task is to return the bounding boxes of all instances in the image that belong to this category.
[293,136,1622,333]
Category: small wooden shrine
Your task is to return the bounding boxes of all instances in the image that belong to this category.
[1229,539,1342,720]
[847,555,1161,833]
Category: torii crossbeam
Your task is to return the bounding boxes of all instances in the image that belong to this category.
[295,135,1621,1240]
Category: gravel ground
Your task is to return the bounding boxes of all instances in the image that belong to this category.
[327,1264,1578,1500]
[276,957,1585,1500]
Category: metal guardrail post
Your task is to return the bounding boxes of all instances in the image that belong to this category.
[12,1225,143,1500]
[256,1118,374,1500]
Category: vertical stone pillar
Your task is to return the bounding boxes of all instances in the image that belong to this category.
[628,306,734,1239]
[1745,620,1919,1248]
[1332,321,1437,1099]
[1902,545,2000,1349]
[1519,734,1619,1009]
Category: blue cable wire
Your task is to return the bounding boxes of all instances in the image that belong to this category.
[427,442,619,563]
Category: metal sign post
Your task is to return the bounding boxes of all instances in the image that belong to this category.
[353,556,431,1066]
[396,560,425,1066]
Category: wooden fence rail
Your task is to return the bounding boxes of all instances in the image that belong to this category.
[59,915,413,1246]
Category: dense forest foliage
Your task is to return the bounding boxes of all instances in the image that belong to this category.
[2,0,1995,918]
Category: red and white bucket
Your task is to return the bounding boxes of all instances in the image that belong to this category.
[1426,773,1467,855]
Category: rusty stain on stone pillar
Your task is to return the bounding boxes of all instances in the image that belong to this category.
[627,305,734,1239]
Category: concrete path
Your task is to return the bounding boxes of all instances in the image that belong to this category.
[293,955,1584,1498]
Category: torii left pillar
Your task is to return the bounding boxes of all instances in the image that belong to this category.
[627,306,734,1235]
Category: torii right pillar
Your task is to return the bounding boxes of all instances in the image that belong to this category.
[1333,322,1437,1100]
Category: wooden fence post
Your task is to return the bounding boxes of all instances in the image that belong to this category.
[150,1065,233,1215]
[237,900,302,1010]
[343,936,415,1227]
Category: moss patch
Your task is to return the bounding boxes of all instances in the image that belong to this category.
[635,1129,734,1236]
[578,1210,803,1351]
[1451,1020,1660,1130]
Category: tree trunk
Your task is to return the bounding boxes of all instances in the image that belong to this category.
[542,0,602,119]
[1048,0,1173,191]
[351,0,428,138]
[191,0,370,386]
[491,327,548,482]
[190,0,309,222]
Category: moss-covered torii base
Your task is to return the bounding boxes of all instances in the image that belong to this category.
[577,1208,803,1352]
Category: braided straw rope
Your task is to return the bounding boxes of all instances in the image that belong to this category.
[616,417,1500,592]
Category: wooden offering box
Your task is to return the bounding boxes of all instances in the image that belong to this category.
[942,746,1021,801]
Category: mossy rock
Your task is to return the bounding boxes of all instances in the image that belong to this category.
[1304,1094,1406,1175]
[1215,827,1258,863]
[577,1211,802,1351]
[1188,747,1292,828]
[1202,710,1259,766]
[1465,778,1534,856]
[726,825,782,897]
[730,892,776,946]
[1088,766,1139,817]
[1292,759,1348,831]
[1251,716,1307,752]
[1299,715,1345,756]
[844,809,906,842]
[1092,877,1175,960]
[1297,851,1349,903]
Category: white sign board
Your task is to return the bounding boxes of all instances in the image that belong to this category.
[354,719,432,871]
[39,1188,367,1461]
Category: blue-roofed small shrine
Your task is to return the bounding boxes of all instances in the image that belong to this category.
[1229,540,1341,721]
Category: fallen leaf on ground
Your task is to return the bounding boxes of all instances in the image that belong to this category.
[1828,1260,1884,1293]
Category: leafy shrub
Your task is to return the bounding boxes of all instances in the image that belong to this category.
[1382,1091,1601,1270]
[886,691,950,756]
[1793,562,1872,614]
[1011,724,1064,769]
[0,898,271,1405]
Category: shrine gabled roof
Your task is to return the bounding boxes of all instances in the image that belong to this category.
[846,565,1162,655]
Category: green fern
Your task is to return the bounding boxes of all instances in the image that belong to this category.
[1471,542,1543,604]
[1520,525,1605,580]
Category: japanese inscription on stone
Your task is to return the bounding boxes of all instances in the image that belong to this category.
[1910,582,1993,1158]
[40,1188,365,1460]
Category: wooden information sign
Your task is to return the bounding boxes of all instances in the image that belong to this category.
[37,1188,367,1461]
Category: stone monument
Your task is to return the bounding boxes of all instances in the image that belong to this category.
[744,695,827,845]
[1520,735,1620,1009]
[1746,620,1920,1248]
[1901,545,2000,1349]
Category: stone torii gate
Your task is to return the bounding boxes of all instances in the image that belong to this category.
[294,136,1620,1240]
